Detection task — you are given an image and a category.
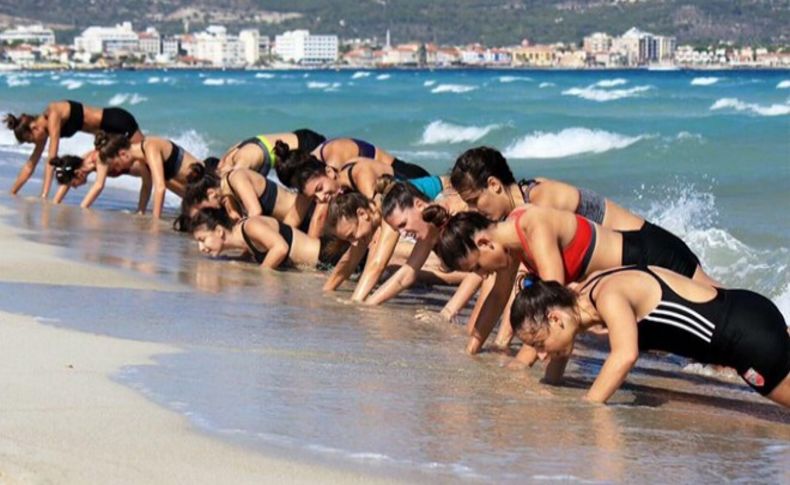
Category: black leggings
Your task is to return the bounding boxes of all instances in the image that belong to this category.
[293,128,326,153]
[621,221,700,278]
[714,289,789,395]
[392,158,430,179]
[100,107,140,139]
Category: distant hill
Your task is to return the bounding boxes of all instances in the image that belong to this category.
[1,0,788,47]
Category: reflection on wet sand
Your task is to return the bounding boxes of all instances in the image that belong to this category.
[2,199,789,483]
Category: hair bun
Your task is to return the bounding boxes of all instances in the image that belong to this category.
[273,140,291,161]
[422,204,450,228]
[374,174,396,197]
[94,131,109,149]
[3,113,20,130]
[186,162,206,184]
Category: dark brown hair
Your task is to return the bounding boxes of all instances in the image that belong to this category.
[181,163,220,213]
[510,278,578,339]
[375,175,429,219]
[422,205,494,270]
[49,155,84,185]
[4,113,37,143]
[327,192,372,231]
[451,146,516,194]
[94,131,131,163]
[274,145,327,192]
[189,207,234,233]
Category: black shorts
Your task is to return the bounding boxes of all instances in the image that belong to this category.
[392,158,430,179]
[621,221,700,278]
[100,107,140,138]
[713,289,790,395]
[293,128,326,153]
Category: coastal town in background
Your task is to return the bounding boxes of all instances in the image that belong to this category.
[1,20,789,71]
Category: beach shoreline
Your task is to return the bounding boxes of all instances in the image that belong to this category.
[0,203,405,484]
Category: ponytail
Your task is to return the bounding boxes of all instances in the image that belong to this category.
[429,210,494,271]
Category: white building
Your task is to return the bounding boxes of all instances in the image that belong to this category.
[274,30,338,65]
[74,22,138,55]
[612,27,676,65]
[193,26,244,67]
[239,29,260,65]
[162,37,180,58]
[0,25,55,45]
[138,27,161,56]
[583,32,612,54]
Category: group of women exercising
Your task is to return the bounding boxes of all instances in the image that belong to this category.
[6,99,789,408]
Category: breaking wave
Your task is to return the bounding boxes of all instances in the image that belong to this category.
[503,127,646,159]
[710,98,790,116]
[419,120,501,145]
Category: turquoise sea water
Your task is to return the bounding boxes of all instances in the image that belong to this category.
[0,69,788,481]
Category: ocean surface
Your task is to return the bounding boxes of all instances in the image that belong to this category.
[0,69,788,482]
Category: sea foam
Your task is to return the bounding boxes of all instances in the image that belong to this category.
[5,76,29,87]
[641,181,790,321]
[108,93,148,106]
[60,79,84,90]
[254,73,275,79]
[562,84,652,102]
[498,76,532,83]
[307,81,331,89]
[503,127,645,158]
[351,71,371,79]
[691,77,720,86]
[593,78,627,87]
[430,84,477,94]
[777,80,790,89]
[419,120,500,145]
[710,98,790,116]
[376,73,391,80]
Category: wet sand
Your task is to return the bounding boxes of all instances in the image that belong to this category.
[0,204,404,484]
[0,197,788,483]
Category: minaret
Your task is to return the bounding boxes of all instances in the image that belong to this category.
[385,29,391,49]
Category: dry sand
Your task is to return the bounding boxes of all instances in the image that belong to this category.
[0,204,404,484]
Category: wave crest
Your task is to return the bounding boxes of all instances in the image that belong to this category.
[776,80,790,89]
[430,84,477,94]
[108,93,148,106]
[562,85,652,102]
[503,127,646,159]
[60,79,84,90]
[593,78,627,88]
[640,182,790,320]
[710,98,790,116]
[419,120,500,145]
[499,76,532,83]
[691,77,720,86]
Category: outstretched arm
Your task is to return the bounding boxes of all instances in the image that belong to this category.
[41,110,64,198]
[365,237,434,305]
[131,161,152,214]
[583,291,639,403]
[351,223,400,302]
[440,272,484,321]
[323,242,368,291]
[144,143,168,219]
[80,162,108,209]
[466,262,520,354]
[10,141,45,195]
[53,183,70,204]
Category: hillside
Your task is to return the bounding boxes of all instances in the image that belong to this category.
[1,0,788,46]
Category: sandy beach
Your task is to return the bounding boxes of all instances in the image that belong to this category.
[0,203,403,484]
